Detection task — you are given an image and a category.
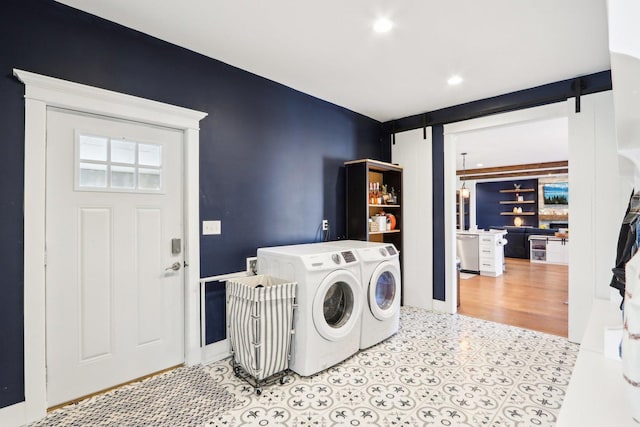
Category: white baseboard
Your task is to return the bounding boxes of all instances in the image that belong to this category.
[432,299,452,314]
[200,338,231,365]
[0,401,30,427]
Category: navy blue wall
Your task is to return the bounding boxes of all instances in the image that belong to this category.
[476,179,539,229]
[431,125,446,301]
[0,0,383,409]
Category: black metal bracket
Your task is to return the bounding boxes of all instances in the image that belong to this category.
[392,121,396,145]
[422,113,428,139]
[572,78,586,113]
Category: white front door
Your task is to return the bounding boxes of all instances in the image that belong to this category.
[45,107,185,406]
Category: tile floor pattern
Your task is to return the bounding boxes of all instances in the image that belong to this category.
[33,307,578,426]
[206,307,578,426]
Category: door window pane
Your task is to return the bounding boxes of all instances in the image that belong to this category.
[111,140,136,164]
[79,135,107,162]
[111,166,136,189]
[139,144,162,167]
[138,168,161,191]
[79,163,107,188]
[77,135,163,193]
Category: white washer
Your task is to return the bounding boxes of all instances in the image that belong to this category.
[322,240,401,349]
[257,243,363,376]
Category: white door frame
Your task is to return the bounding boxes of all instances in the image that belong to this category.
[13,69,207,424]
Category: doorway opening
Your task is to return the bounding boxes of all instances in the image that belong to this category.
[445,103,570,337]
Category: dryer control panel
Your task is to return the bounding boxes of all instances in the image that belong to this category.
[341,251,357,263]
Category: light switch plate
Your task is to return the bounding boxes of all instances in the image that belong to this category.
[202,220,221,235]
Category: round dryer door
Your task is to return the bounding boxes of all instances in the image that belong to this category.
[312,269,363,341]
[368,261,401,320]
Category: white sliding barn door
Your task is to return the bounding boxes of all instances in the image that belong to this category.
[392,128,434,310]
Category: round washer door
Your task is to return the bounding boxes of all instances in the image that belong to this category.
[312,269,363,341]
[368,261,401,321]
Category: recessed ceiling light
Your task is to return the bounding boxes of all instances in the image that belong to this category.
[373,17,393,33]
[447,75,463,85]
[476,163,483,167]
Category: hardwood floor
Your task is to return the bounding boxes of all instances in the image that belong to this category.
[457,257,568,337]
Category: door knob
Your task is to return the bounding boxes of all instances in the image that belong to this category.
[165,262,181,272]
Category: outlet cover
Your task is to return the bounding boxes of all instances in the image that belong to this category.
[246,257,257,274]
[202,220,221,235]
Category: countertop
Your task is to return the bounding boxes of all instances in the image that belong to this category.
[528,234,569,241]
[456,229,508,236]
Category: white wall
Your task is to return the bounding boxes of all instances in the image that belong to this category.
[608,0,640,196]
[392,128,433,309]
[567,91,627,342]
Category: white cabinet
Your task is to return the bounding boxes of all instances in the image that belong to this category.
[529,235,569,265]
[547,239,570,264]
[456,231,506,276]
[478,233,505,277]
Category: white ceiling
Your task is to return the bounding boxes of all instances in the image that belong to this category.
[454,117,569,170]
[55,0,610,124]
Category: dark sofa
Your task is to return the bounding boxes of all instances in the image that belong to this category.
[491,226,557,259]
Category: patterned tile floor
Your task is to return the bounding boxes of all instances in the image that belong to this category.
[205,307,578,426]
[35,307,578,426]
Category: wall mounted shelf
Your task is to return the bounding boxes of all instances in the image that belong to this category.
[499,188,535,193]
[499,200,536,204]
[500,212,536,216]
[476,179,539,228]
[497,184,537,220]
[539,214,569,221]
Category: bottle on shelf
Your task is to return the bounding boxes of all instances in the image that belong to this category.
[376,182,382,205]
[372,182,378,205]
[371,182,377,205]
[369,182,374,204]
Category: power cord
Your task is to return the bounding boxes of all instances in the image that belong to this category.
[323,224,331,242]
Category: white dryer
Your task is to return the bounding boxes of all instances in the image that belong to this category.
[322,240,401,349]
[256,243,363,376]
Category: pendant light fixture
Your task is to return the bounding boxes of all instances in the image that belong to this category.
[460,152,470,198]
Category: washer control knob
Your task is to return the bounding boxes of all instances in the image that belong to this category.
[380,248,388,256]
[331,253,342,264]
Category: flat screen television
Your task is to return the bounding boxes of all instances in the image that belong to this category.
[543,182,568,205]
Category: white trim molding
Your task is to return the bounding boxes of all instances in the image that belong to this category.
[13,69,207,425]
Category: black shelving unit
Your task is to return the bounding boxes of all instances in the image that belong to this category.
[344,158,403,265]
